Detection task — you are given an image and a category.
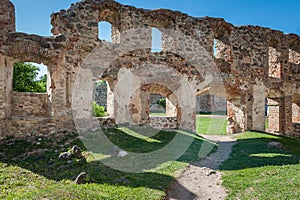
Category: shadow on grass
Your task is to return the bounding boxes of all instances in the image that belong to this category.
[0,126,216,196]
[220,133,300,170]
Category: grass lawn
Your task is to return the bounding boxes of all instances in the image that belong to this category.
[150,113,228,135]
[0,127,216,200]
[220,132,300,200]
[150,113,166,117]
[196,115,227,135]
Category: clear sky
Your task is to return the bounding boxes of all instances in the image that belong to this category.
[10,0,300,36]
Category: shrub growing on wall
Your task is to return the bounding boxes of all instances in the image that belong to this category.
[92,101,107,117]
[157,98,166,110]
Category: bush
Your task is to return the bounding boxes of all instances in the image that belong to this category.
[92,101,107,117]
[157,98,166,110]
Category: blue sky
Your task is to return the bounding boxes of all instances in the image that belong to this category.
[10,0,300,36]
[9,0,300,75]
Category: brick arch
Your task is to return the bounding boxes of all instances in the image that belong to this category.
[210,18,232,44]
[128,83,183,128]
[98,8,121,30]
[142,84,173,97]
[3,33,60,67]
[102,50,204,83]
[148,9,176,29]
[51,1,122,40]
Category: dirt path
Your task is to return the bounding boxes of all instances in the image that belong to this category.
[166,135,237,200]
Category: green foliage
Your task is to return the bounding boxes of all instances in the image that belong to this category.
[95,80,107,86]
[92,101,107,117]
[156,98,166,110]
[13,62,47,93]
[37,74,47,91]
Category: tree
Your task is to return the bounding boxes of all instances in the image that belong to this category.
[13,62,47,93]
[37,74,47,92]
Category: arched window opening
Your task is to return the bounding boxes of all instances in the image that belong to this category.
[292,95,300,124]
[92,80,114,118]
[213,38,232,59]
[11,62,51,117]
[213,38,218,57]
[13,62,48,93]
[265,98,269,129]
[98,21,112,42]
[266,97,280,133]
[151,28,162,52]
[149,94,166,116]
[196,94,227,134]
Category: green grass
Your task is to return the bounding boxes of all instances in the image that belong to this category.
[149,113,166,117]
[0,127,216,200]
[150,113,228,135]
[220,132,300,200]
[196,115,227,135]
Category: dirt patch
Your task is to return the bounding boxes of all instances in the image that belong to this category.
[167,135,237,200]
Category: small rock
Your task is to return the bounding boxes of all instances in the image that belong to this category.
[266,141,284,149]
[109,145,120,156]
[74,172,91,184]
[117,150,128,158]
[207,170,217,176]
[58,151,72,161]
[71,145,83,158]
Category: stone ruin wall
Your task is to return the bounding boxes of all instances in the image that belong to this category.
[0,0,299,139]
[11,92,50,117]
[96,91,227,115]
[196,95,227,114]
[95,85,226,114]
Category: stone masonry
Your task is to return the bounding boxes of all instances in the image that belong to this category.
[0,0,299,138]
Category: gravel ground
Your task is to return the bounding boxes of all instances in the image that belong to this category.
[166,135,237,200]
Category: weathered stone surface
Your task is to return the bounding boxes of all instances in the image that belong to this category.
[0,0,15,32]
[11,92,50,117]
[150,116,178,130]
[0,0,299,138]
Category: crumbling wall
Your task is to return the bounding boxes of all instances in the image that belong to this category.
[11,92,50,117]
[0,0,299,138]
[0,0,15,32]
